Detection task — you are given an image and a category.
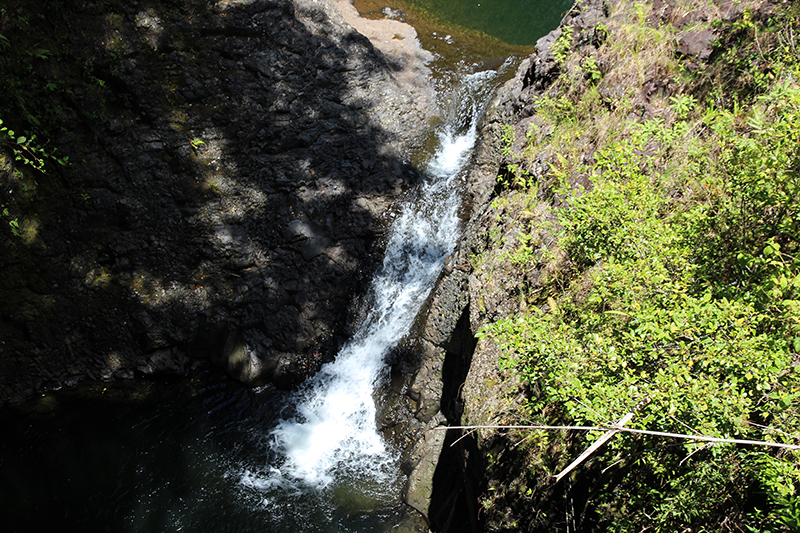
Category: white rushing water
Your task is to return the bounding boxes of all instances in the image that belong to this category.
[242,68,503,511]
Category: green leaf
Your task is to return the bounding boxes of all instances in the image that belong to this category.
[16,136,26,144]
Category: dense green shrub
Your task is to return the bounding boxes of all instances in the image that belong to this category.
[480,63,800,532]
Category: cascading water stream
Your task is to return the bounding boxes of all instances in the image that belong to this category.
[0,1,576,529]
[240,67,505,525]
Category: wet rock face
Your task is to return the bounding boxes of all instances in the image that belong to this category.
[386,0,618,527]
[0,0,437,404]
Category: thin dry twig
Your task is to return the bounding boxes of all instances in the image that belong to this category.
[450,427,480,447]
[554,411,636,482]
[680,442,713,466]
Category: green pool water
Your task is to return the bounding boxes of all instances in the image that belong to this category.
[404,0,574,46]
[354,0,573,75]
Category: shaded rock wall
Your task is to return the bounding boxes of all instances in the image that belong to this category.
[387,0,611,528]
[0,0,436,404]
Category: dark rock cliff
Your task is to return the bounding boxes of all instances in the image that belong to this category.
[0,0,436,404]
[388,0,610,529]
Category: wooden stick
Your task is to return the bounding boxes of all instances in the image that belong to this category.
[435,425,800,450]
[553,412,635,482]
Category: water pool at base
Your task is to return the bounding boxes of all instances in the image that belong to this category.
[0,370,423,532]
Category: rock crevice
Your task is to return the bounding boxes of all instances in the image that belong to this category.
[390,0,614,528]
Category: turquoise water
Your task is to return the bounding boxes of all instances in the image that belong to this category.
[402,0,573,46]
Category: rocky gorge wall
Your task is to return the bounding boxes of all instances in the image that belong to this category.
[387,1,604,525]
[0,0,438,404]
[5,0,780,529]
[396,0,789,531]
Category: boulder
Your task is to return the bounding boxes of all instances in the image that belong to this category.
[676,28,718,61]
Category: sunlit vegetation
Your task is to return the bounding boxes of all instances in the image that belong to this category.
[477,1,800,530]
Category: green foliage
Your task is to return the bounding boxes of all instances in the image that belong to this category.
[552,25,574,66]
[503,231,536,267]
[710,2,800,100]
[499,123,514,157]
[560,138,667,266]
[0,117,68,238]
[594,22,609,44]
[668,93,697,120]
[581,55,602,82]
[497,124,536,190]
[0,118,68,172]
[748,453,800,531]
[688,83,800,310]
[1,205,21,237]
[480,76,800,531]
[497,163,535,190]
[190,137,205,151]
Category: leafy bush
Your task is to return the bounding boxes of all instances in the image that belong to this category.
[480,69,800,533]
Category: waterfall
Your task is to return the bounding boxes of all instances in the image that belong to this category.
[240,65,506,527]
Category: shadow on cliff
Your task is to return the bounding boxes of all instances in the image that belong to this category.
[0,0,427,400]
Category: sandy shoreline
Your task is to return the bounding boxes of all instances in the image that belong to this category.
[329,0,436,95]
